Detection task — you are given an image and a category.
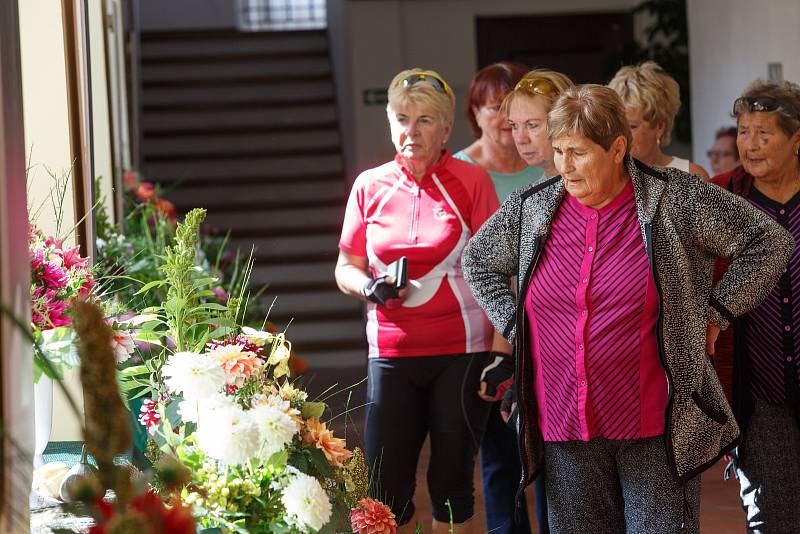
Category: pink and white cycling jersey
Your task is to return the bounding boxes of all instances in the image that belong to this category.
[339,151,499,358]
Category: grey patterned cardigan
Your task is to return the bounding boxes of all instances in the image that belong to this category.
[462,157,794,485]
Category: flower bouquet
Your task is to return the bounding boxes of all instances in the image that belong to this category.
[113,208,392,533]
[29,224,95,382]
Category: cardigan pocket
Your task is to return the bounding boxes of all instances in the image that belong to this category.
[691,390,728,425]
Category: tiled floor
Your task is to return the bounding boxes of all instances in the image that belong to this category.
[307,366,747,533]
[410,440,746,533]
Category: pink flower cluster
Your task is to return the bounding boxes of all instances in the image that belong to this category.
[138,398,162,435]
[29,225,95,330]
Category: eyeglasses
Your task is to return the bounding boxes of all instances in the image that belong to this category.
[732,96,800,119]
[706,150,737,159]
[398,72,454,99]
[513,77,559,97]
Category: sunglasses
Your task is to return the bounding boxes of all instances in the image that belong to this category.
[706,150,737,159]
[513,77,559,97]
[732,96,800,119]
[399,72,454,99]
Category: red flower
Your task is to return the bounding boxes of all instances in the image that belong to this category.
[62,245,90,270]
[350,498,397,534]
[135,182,156,202]
[123,170,140,190]
[153,198,177,221]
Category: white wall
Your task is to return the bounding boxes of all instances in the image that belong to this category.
[19,0,94,442]
[688,0,800,176]
[329,0,640,180]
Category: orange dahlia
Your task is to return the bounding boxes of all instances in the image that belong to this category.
[303,417,353,467]
[350,498,397,534]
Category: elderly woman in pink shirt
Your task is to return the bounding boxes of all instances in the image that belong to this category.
[463,84,793,533]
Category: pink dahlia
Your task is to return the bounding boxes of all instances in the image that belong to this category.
[207,343,263,386]
[350,498,397,534]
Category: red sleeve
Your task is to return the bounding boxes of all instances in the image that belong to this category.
[469,169,500,234]
[338,174,368,256]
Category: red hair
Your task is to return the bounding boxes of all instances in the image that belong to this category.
[464,61,529,138]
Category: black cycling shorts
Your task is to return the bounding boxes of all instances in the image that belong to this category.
[364,352,492,524]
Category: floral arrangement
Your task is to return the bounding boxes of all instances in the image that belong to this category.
[29,224,95,381]
[106,207,390,533]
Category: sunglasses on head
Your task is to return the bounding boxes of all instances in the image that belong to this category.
[732,96,800,119]
[399,72,453,98]
[513,77,558,97]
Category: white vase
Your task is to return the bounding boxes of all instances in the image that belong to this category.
[33,376,53,468]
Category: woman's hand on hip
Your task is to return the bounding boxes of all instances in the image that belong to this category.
[706,321,721,356]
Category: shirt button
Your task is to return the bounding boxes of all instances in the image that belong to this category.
[784,297,790,304]
[787,356,793,362]
[590,214,597,220]
[583,278,589,284]
[587,246,594,252]
[780,209,786,215]
[579,380,587,387]
[578,344,584,350]
[785,325,792,332]
[581,310,587,316]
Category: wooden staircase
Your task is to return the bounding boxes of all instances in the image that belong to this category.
[138,28,365,369]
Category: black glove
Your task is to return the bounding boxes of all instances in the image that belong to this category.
[361,276,400,305]
[500,387,518,430]
[480,351,515,399]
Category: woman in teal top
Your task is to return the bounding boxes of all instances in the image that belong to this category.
[454,62,543,202]
[454,61,543,534]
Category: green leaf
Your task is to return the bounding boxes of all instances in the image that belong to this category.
[266,450,288,470]
[134,279,167,295]
[198,303,228,311]
[301,402,326,420]
[132,331,163,345]
[208,326,234,339]
[307,447,332,478]
[118,364,150,378]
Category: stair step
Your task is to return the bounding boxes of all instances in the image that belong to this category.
[144,121,339,139]
[141,104,336,132]
[163,178,345,206]
[252,261,338,285]
[143,95,335,113]
[144,145,341,163]
[144,130,341,156]
[178,198,343,214]
[295,348,366,370]
[142,49,329,66]
[142,81,334,106]
[268,308,362,324]
[142,71,331,89]
[270,315,366,348]
[263,289,360,316]
[142,57,331,84]
[203,205,343,231]
[226,233,341,259]
[144,154,343,183]
[231,224,341,239]
[141,29,327,56]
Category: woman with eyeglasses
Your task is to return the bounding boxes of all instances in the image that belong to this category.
[609,61,710,180]
[707,126,741,176]
[335,68,499,533]
[463,84,792,532]
[710,80,800,532]
[452,61,546,534]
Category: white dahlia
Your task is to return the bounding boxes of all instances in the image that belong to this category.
[195,402,260,465]
[281,472,332,532]
[250,402,298,459]
[161,351,226,400]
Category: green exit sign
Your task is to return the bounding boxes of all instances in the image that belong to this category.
[363,88,388,105]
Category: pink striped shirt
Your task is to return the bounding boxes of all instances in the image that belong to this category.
[525,180,667,441]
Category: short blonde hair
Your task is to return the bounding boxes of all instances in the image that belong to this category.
[500,69,574,116]
[548,84,632,156]
[387,68,454,124]
[608,61,681,146]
